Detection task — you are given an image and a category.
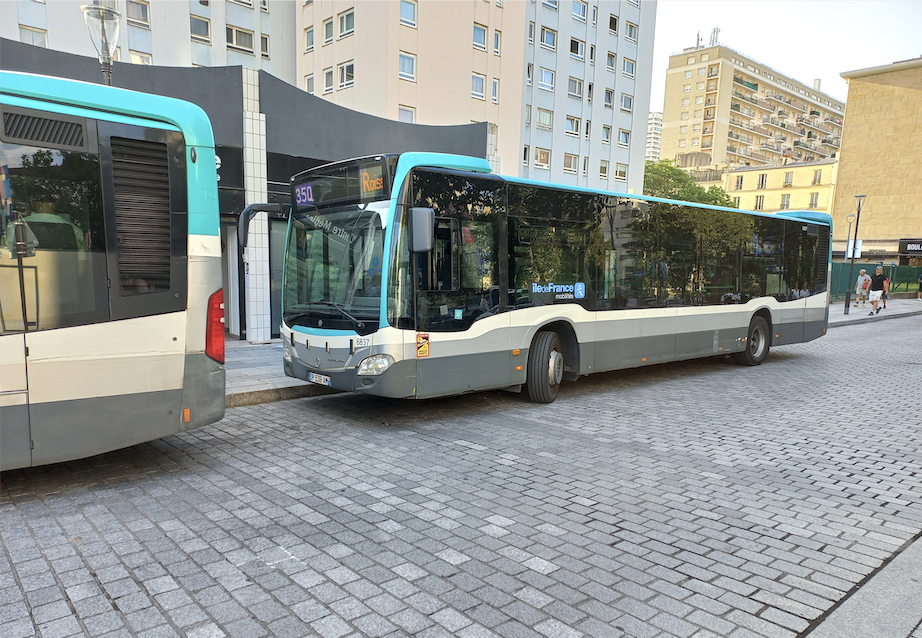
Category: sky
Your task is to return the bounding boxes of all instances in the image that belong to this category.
[649,0,922,111]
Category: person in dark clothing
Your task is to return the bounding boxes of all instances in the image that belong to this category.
[868,265,888,315]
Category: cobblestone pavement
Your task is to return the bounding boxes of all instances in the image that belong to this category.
[2,315,921,638]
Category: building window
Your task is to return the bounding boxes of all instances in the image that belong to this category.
[492,78,499,103]
[582,156,589,176]
[523,145,529,166]
[526,64,533,85]
[129,50,152,65]
[682,98,690,107]
[543,0,558,9]
[692,137,699,146]
[538,68,554,91]
[19,26,48,47]
[305,74,314,95]
[784,171,794,186]
[400,0,417,27]
[566,115,580,136]
[608,15,617,33]
[473,23,487,50]
[573,0,587,21]
[591,5,597,26]
[339,9,355,38]
[685,70,693,79]
[757,173,767,189]
[680,125,688,133]
[540,27,557,50]
[398,106,415,123]
[693,109,702,119]
[567,77,583,99]
[695,95,704,104]
[260,0,269,12]
[602,125,611,144]
[525,105,531,126]
[535,148,550,169]
[809,192,819,208]
[399,52,416,81]
[621,94,633,112]
[324,19,334,44]
[227,26,254,52]
[587,83,593,101]
[537,108,552,130]
[338,61,354,88]
[604,89,614,107]
[304,27,313,52]
[618,129,630,147]
[261,34,269,58]
[697,81,704,90]
[625,21,637,41]
[735,175,744,190]
[563,153,579,174]
[600,160,609,179]
[589,45,595,65]
[780,194,790,209]
[494,30,501,55]
[528,22,535,43]
[681,112,689,120]
[678,139,686,148]
[733,197,741,208]
[755,195,764,210]
[127,0,150,27]
[472,73,485,99]
[623,58,635,77]
[683,84,691,93]
[615,164,627,181]
[606,52,615,71]
[191,16,210,43]
[813,169,822,185]
[584,119,590,139]
[324,67,334,93]
[570,38,584,60]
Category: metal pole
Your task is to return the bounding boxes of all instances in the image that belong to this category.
[844,200,864,315]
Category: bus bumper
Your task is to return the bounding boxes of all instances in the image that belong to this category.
[286,357,418,398]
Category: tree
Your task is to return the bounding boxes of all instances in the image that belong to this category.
[643,160,734,208]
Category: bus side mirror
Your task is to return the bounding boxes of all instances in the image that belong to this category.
[409,207,434,253]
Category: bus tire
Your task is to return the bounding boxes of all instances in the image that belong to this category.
[733,316,770,366]
[527,331,564,403]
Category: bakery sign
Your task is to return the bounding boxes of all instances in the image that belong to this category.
[898,239,922,255]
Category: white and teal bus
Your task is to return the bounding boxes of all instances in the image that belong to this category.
[281,153,830,403]
[0,72,225,470]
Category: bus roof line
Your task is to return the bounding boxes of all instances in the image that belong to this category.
[0,71,214,148]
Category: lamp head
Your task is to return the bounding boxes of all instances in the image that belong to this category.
[854,194,867,211]
[81,4,121,65]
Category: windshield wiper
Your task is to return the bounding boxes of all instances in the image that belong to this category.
[285,302,365,330]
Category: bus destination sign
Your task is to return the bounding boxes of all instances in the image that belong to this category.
[293,160,387,209]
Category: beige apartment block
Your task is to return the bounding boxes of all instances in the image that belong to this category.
[832,57,922,262]
[723,159,837,217]
[661,44,845,172]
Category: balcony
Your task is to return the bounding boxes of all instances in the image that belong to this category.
[761,142,784,154]
[825,116,843,128]
[797,116,829,133]
[731,103,741,113]
[821,136,840,148]
[766,92,806,113]
[733,75,758,91]
[731,90,758,105]
[777,109,789,118]
[751,124,771,137]
[809,109,821,117]
[756,98,775,112]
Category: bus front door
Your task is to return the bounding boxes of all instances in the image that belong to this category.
[0,333,31,470]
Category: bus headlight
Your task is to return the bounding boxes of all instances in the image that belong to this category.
[356,354,395,376]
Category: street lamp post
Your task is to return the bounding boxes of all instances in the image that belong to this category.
[844,195,867,315]
[81,4,121,86]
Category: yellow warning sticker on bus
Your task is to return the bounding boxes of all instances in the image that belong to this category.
[416,333,430,358]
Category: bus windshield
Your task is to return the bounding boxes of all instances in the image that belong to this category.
[283,202,387,335]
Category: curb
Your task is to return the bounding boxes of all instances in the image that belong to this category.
[827,308,922,329]
[226,383,340,408]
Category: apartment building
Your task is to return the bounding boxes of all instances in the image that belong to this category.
[661,44,845,172]
[723,158,837,217]
[1,0,297,83]
[299,0,656,191]
[645,110,662,161]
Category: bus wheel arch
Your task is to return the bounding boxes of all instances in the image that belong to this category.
[734,311,771,366]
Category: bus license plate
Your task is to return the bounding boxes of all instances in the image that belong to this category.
[308,372,331,386]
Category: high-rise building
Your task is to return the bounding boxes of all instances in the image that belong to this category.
[645,110,662,162]
[661,43,845,172]
[299,0,656,191]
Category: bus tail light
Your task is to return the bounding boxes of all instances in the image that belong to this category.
[206,289,225,364]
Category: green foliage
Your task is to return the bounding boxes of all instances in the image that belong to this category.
[643,160,734,208]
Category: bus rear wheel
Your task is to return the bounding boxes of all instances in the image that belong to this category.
[733,316,770,366]
[527,331,563,403]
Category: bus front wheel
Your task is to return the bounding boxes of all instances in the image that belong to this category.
[733,316,770,366]
[527,331,564,403]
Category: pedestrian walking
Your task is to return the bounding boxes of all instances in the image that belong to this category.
[868,265,887,315]
[854,269,871,307]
